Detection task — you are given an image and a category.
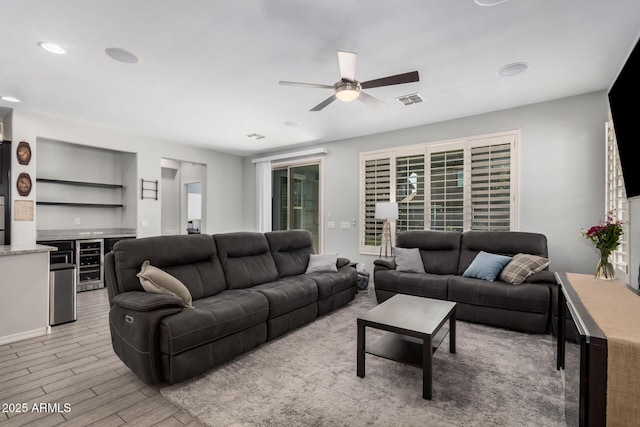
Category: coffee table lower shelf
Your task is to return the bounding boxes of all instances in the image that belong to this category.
[366,328,449,368]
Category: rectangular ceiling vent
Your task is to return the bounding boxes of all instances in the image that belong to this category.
[246,133,266,140]
[396,93,423,106]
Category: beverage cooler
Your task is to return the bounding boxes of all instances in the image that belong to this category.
[76,239,104,291]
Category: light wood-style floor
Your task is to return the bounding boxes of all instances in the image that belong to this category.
[0,288,204,426]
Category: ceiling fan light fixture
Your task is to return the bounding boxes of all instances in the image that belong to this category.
[335,82,361,102]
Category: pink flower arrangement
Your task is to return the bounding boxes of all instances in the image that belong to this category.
[581,211,624,253]
[581,210,624,279]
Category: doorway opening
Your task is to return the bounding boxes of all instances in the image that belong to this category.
[160,158,206,235]
[272,161,321,252]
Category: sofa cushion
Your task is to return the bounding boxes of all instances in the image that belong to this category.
[374,270,449,300]
[113,234,227,299]
[458,231,548,275]
[307,265,357,299]
[397,230,461,275]
[305,254,338,274]
[159,289,269,355]
[214,232,280,289]
[394,247,426,273]
[448,276,549,314]
[265,230,315,277]
[462,251,512,282]
[137,260,194,308]
[248,276,318,318]
[500,254,551,285]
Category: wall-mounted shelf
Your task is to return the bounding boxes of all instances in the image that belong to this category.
[37,178,123,189]
[36,202,123,208]
[141,179,158,200]
[36,177,124,208]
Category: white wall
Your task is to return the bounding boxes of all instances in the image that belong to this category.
[10,110,244,244]
[161,166,180,235]
[242,91,608,276]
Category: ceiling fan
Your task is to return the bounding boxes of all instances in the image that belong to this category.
[279,51,419,111]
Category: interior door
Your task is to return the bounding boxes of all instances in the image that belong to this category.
[272,162,320,252]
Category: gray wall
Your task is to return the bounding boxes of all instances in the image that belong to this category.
[36,138,137,230]
[242,91,608,276]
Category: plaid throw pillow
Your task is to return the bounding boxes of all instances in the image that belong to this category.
[499,253,550,285]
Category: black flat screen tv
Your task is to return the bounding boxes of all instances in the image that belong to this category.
[608,37,640,198]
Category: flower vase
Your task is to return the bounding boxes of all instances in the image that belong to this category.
[595,251,615,280]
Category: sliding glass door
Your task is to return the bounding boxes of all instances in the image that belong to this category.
[272,162,321,252]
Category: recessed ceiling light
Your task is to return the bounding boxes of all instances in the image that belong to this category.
[474,0,509,6]
[496,62,528,77]
[105,47,140,64]
[1,96,20,103]
[284,121,302,128]
[37,41,66,55]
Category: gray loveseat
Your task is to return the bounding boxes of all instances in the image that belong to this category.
[105,230,357,384]
[374,230,557,333]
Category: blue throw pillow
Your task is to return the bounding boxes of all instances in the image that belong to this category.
[463,251,513,282]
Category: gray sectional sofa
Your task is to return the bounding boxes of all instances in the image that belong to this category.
[104,230,357,384]
[374,230,558,333]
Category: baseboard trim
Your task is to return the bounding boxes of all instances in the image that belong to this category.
[0,326,50,346]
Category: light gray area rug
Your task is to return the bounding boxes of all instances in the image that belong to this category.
[161,291,565,426]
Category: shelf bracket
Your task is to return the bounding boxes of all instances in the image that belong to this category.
[141,179,158,200]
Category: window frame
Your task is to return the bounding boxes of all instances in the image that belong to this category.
[359,131,519,255]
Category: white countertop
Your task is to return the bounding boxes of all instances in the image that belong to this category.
[36,228,137,241]
[0,244,56,257]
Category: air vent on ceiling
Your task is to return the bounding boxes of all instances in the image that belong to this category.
[396,93,423,106]
[246,133,266,140]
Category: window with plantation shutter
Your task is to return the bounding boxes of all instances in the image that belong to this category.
[359,131,518,254]
[396,152,425,232]
[468,142,512,231]
[605,118,629,283]
[429,149,464,231]
[361,156,391,248]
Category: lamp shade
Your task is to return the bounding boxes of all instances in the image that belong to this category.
[375,202,399,220]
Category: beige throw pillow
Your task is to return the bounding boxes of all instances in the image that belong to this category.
[305,254,338,274]
[137,260,194,308]
[499,253,550,285]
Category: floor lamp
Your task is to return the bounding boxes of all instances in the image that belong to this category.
[375,202,398,258]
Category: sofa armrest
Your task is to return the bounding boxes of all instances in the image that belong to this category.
[374,258,396,270]
[525,270,558,284]
[112,291,184,312]
[337,257,350,269]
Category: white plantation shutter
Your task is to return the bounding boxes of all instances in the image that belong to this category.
[361,155,391,250]
[468,142,512,230]
[606,119,629,282]
[396,152,425,232]
[429,149,464,231]
[359,132,518,254]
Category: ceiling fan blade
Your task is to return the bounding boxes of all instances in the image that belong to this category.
[358,91,386,109]
[361,71,419,89]
[338,51,357,82]
[279,81,334,89]
[310,94,337,111]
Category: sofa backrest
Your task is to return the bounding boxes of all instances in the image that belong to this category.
[397,231,462,275]
[214,232,280,289]
[458,231,549,275]
[112,234,227,300]
[265,229,315,277]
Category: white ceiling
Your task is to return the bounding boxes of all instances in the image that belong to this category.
[1,0,639,156]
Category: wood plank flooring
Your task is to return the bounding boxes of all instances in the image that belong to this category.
[0,288,204,426]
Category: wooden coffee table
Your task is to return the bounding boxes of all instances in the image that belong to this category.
[357,294,456,400]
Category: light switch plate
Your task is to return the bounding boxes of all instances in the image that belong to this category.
[327,221,336,229]
[340,221,351,229]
